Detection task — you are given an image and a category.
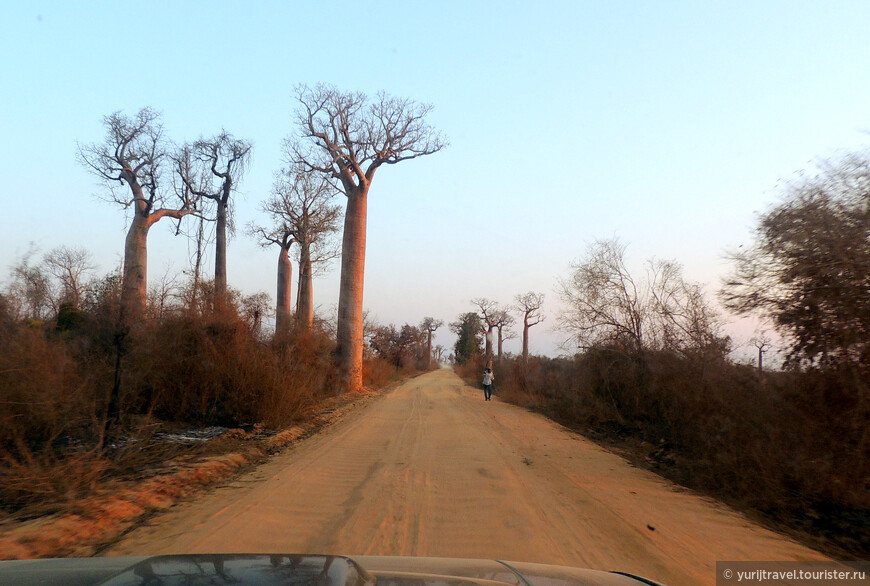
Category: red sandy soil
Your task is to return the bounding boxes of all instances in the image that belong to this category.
[100,369,827,586]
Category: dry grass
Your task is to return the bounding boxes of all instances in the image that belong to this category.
[0,374,392,560]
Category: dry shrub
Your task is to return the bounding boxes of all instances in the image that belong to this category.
[0,325,98,459]
[1,448,109,515]
[363,357,393,389]
[0,293,340,514]
[121,313,335,427]
[0,318,113,515]
[363,356,426,389]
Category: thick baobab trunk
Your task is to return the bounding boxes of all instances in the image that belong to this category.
[297,241,314,333]
[275,247,293,338]
[120,212,150,327]
[522,322,530,363]
[427,331,433,369]
[214,198,228,305]
[497,328,504,364]
[484,326,495,362]
[336,189,367,392]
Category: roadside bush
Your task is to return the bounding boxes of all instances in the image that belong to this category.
[120,312,336,427]
[496,350,869,557]
[0,293,341,514]
[0,324,96,459]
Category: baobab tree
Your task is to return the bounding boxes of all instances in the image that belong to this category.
[176,131,252,305]
[78,108,198,325]
[493,309,516,364]
[258,166,342,334]
[420,317,444,368]
[290,84,446,391]
[515,292,544,362]
[250,224,295,339]
[472,298,501,367]
[751,333,773,372]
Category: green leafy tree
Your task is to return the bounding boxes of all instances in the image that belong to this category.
[451,312,482,365]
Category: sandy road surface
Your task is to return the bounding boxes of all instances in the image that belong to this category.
[105,369,827,584]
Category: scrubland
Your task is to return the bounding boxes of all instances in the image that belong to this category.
[0,286,418,524]
[457,352,868,559]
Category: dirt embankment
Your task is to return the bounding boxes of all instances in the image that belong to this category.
[0,390,382,560]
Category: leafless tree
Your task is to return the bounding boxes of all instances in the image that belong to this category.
[175,131,252,305]
[180,213,214,312]
[649,259,722,355]
[559,239,723,358]
[515,292,544,363]
[241,291,272,340]
[263,165,342,334]
[472,298,500,367]
[78,108,198,325]
[7,248,53,321]
[290,84,446,392]
[43,246,96,309]
[750,333,773,372]
[250,225,295,338]
[493,309,516,364]
[420,317,444,369]
[433,344,445,363]
[558,240,647,354]
[147,264,182,320]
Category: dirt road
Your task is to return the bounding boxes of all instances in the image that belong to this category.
[105,369,827,585]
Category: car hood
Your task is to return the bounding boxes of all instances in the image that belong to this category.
[0,554,664,586]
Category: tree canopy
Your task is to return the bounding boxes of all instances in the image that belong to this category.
[721,153,870,369]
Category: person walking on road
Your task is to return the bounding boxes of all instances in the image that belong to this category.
[482,368,494,401]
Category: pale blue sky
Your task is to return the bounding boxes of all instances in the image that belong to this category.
[2,1,869,357]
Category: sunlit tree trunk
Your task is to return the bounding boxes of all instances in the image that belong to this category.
[214,194,228,306]
[292,85,445,392]
[336,188,368,392]
[297,237,314,333]
[276,247,293,338]
[522,321,531,363]
[484,325,495,360]
[120,184,150,326]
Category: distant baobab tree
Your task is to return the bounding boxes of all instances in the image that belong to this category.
[254,166,342,336]
[421,317,444,368]
[290,84,446,392]
[515,292,544,363]
[751,333,773,372]
[472,298,501,367]
[175,131,252,306]
[78,108,199,325]
[251,223,296,338]
[493,309,516,364]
